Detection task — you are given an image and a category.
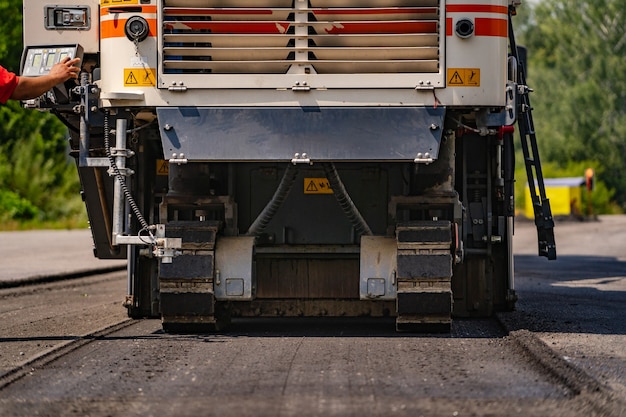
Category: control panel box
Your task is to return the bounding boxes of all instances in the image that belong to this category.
[21,45,83,77]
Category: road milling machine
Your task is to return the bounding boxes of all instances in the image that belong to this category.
[22,0,556,331]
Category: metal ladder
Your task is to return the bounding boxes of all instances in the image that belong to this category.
[508,10,557,260]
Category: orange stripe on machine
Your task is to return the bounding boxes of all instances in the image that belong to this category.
[446,5,508,14]
[474,17,507,37]
[100,5,157,15]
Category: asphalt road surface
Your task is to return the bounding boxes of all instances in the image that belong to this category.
[0,217,624,416]
[0,229,125,284]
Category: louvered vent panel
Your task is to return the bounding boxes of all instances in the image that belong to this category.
[162,0,440,74]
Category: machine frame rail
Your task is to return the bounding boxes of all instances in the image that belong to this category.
[508,8,556,260]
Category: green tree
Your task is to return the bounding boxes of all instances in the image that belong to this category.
[517,0,626,210]
[0,0,86,228]
[0,0,23,72]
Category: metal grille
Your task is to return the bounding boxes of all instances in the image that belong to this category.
[161,0,440,75]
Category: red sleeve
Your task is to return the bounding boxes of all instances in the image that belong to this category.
[0,66,19,104]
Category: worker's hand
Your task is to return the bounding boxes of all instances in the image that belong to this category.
[48,56,81,83]
[11,56,81,100]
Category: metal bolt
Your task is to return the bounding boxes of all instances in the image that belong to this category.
[164,124,172,131]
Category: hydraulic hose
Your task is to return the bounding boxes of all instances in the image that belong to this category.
[247,163,298,236]
[323,163,373,237]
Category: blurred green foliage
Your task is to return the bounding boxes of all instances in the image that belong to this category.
[0,0,86,229]
[0,0,24,72]
[515,0,626,214]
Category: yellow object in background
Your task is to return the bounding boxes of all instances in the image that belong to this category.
[525,177,584,218]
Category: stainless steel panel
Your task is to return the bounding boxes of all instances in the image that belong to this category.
[214,236,255,300]
[360,236,397,300]
[157,106,445,162]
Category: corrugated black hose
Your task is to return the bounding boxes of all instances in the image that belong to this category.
[323,162,373,237]
[247,163,298,236]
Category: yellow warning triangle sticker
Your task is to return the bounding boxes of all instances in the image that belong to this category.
[157,160,169,174]
[449,71,463,85]
[306,180,319,192]
[126,71,138,85]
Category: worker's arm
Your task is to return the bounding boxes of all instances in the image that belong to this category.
[10,57,81,100]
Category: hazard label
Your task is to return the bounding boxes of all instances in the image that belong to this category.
[156,159,169,176]
[304,178,333,194]
[101,0,138,5]
[447,68,480,87]
[124,68,156,87]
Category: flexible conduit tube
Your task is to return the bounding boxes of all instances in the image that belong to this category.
[323,162,373,237]
[247,163,298,236]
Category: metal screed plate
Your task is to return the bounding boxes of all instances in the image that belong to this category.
[157,106,445,162]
